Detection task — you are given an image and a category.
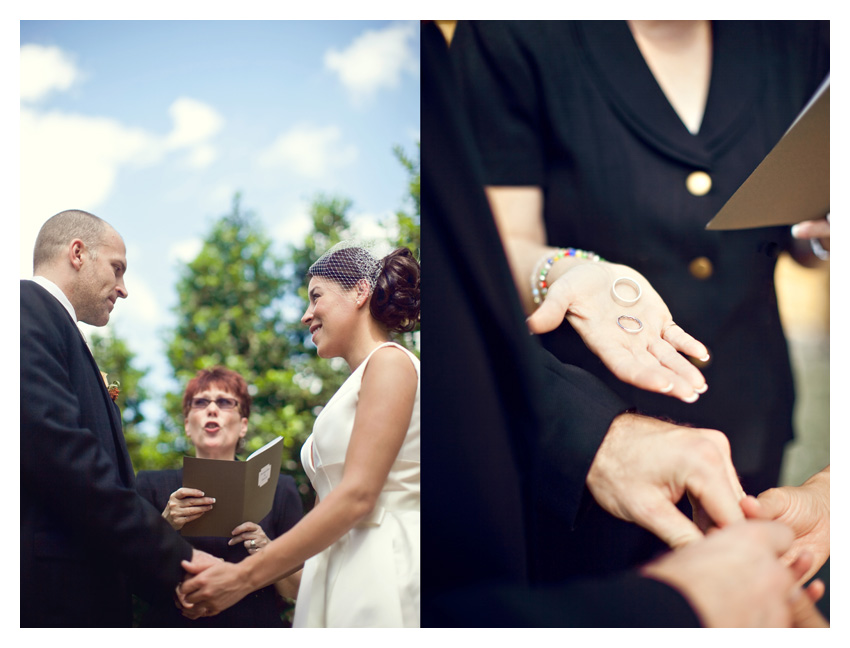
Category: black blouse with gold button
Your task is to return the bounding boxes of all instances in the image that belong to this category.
[452,21,828,488]
[688,256,713,280]
[686,171,712,196]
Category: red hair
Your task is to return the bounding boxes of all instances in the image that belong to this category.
[182,367,252,420]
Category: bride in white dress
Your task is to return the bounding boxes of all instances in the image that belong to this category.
[179,242,420,628]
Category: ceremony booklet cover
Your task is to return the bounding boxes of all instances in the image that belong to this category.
[705,74,829,231]
[181,436,283,537]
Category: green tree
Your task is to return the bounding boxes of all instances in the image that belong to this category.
[158,194,337,502]
[151,144,420,497]
[392,142,420,254]
[278,165,421,446]
[395,142,420,354]
[88,329,153,467]
[280,194,359,425]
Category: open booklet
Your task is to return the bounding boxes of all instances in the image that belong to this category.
[180,436,283,537]
[705,74,829,230]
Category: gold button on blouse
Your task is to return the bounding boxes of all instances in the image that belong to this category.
[686,171,712,196]
[689,256,714,279]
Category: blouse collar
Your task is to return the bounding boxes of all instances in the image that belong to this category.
[573,20,763,168]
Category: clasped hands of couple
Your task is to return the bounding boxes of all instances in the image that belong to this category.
[526,234,829,627]
[163,486,274,619]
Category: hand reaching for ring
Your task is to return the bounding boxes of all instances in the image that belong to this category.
[527,261,709,402]
[228,521,271,554]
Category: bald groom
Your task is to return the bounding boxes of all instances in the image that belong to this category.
[20,210,216,627]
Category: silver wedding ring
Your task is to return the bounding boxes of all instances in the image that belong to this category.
[612,277,641,306]
[250,539,256,548]
[617,315,643,333]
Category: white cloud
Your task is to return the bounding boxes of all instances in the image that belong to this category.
[169,238,204,264]
[21,108,158,204]
[324,22,418,105]
[19,108,161,276]
[350,211,399,248]
[271,201,315,246]
[185,143,218,168]
[269,206,399,257]
[165,97,224,169]
[258,124,357,179]
[20,85,225,276]
[165,97,225,149]
[20,44,80,103]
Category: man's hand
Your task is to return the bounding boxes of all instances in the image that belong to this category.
[175,549,222,616]
[178,558,251,620]
[741,466,829,585]
[641,520,827,627]
[586,413,745,548]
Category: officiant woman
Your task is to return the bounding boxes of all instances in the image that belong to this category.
[449,20,829,580]
[135,367,303,627]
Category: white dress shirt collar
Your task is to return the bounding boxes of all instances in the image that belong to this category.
[31,276,78,323]
[29,275,95,351]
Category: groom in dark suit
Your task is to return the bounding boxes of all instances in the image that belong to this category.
[20,210,216,627]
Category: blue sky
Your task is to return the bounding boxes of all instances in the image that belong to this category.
[19,20,419,434]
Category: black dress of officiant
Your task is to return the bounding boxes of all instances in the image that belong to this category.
[450,20,829,501]
[136,368,303,627]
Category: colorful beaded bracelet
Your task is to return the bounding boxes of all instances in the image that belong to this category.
[531,247,604,305]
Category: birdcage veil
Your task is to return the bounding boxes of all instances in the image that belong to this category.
[307,240,393,294]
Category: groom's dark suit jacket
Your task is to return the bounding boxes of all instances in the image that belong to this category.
[20,280,193,627]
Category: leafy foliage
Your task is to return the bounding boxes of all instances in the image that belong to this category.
[88,330,153,465]
[106,143,420,509]
[153,194,319,501]
[392,142,420,255]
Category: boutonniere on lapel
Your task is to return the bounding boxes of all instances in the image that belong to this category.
[101,372,121,402]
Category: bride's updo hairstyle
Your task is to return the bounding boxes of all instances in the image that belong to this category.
[371,247,420,333]
[308,241,420,333]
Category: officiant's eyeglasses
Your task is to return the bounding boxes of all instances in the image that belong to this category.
[190,397,239,410]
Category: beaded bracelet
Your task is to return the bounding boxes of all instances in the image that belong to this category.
[531,247,604,305]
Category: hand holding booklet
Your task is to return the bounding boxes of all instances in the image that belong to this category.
[180,436,283,537]
[705,75,829,231]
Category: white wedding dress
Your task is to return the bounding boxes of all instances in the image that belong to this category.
[294,342,420,628]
